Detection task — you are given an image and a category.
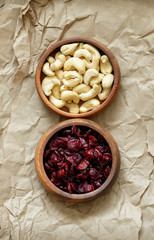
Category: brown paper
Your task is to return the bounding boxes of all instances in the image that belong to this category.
[0,0,154,239]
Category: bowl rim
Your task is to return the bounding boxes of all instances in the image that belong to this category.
[35,119,120,202]
[35,37,120,118]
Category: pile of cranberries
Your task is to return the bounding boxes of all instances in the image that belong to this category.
[44,125,112,194]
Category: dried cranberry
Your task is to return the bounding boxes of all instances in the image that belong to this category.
[103,166,111,178]
[76,160,89,170]
[102,153,112,163]
[84,149,94,160]
[67,139,78,151]
[43,125,112,194]
[89,168,99,180]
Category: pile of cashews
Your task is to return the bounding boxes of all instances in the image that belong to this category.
[41,42,114,114]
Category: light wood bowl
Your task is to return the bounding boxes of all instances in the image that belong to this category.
[35,37,120,118]
[35,119,120,203]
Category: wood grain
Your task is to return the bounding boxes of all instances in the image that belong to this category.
[35,37,120,118]
[35,119,120,203]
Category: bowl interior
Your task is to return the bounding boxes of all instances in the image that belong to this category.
[35,119,120,202]
[35,37,120,118]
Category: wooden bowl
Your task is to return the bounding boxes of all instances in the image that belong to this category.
[35,37,120,118]
[35,119,120,203]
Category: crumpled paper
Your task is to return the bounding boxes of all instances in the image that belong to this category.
[0,0,154,239]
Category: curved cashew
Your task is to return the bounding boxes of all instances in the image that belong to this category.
[83,43,100,70]
[79,84,101,101]
[66,55,72,60]
[83,44,100,59]
[62,78,82,88]
[64,57,86,75]
[100,55,112,74]
[80,99,100,113]
[65,103,79,114]
[72,42,84,55]
[74,49,92,61]
[42,62,55,76]
[55,51,62,59]
[49,95,65,108]
[55,69,64,82]
[61,90,80,104]
[63,70,82,81]
[47,56,55,64]
[84,68,99,85]
[50,54,66,71]
[42,76,60,96]
[83,57,99,70]
[90,73,104,87]
[60,85,68,92]
[62,78,81,88]
[102,74,114,88]
[60,43,79,55]
[52,85,61,99]
[98,88,111,101]
[73,84,91,94]
[62,70,82,88]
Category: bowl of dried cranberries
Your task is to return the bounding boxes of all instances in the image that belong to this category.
[35,119,120,202]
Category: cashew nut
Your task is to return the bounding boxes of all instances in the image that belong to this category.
[65,103,79,114]
[74,49,92,61]
[47,56,55,64]
[42,62,55,76]
[64,57,86,75]
[83,57,99,70]
[90,73,104,87]
[42,76,60,96]
[55,51,62,59]
[83,44,101,59]
[79,84,101,101]
[62,78,81,88]
[66,55,72,60]
[62,70,82,88]
[61,90,80,104]
[55,69,64,82]
[50,54,66,71]
[98,88,111,101]
[82,44,100,70]
[60,43,79,55]
[52,85,61,99]
[60,85,68,92]
[80,99,100,113]
[84,68,99,85]
[102,74,114,88]
[72,42,84,55]
[49,95,65,108]
[63,71,82,81]
[73,84,91,94]
[100,55,112,75]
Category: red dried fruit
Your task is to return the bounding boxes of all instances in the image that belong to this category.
[84,149,94,160]
[76,160,89,170]
[44,125,112,194]
[94,146,102,160]
[67,181,72,194]
[71,182,78,192]
[85,184,94,193]
[89,168,99,180]
[94,180,102,188]
[104,166,111,178]
[57,169,65,178]
[78,137,89,149]
[67,139,78,151]
[102,153,112,163]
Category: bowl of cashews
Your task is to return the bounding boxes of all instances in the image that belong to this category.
[35,37,120,117]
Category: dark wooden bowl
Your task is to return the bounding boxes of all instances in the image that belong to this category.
[35,119,120,203]
[35,37,120,118]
